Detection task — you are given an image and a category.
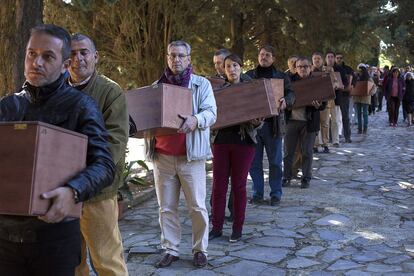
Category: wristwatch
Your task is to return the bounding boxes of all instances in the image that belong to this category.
[72,188,80,204]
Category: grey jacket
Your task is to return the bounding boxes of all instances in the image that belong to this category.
[145,74,217,161]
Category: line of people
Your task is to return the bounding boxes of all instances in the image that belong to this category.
[1,22,413,274]
[207,48,414,253]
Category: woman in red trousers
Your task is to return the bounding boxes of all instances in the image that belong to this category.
[209,54,262,242]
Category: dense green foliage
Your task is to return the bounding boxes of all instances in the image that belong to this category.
[1,0,412,95]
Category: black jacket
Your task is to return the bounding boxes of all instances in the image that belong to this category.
[404,79,414,103]
[286,75,327,132]
[0,75,115,202]
[246,66,295,138]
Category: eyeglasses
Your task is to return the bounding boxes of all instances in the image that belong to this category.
[296,65,310,69]
[167,54,189,60]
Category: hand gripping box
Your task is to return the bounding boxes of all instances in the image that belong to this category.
[212,78,284,130]
[126,83,192,138]
[0,122,86,217]
[291,75,335,108]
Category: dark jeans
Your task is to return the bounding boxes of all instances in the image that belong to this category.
[212,144,255,233]
[249,121,283,200]
[340,94,351,140]
[388,96,400,125]
[355,103,369,130]
[377,89,384,110]
[0,220,81,276]
[369,94,377,114]
[283,120,317,181]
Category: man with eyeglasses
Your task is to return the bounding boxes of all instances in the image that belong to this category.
[335,52,354,143]
[283,57,326,188]
[246,45,295,204]
[144,40,216,268]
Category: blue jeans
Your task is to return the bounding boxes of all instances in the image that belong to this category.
[355,103,369,130]
[249,121,283,200]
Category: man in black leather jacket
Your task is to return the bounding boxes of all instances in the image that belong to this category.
[0,24,114,275]
[246,45,295,206]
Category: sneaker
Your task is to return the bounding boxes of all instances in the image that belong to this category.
[270,197,280,206]
[249,197,263,204]
[345,138,352,143]
[333,143,340,148]
[300,179,310,189]
[229,231,242,243]
[363,128,367,134]
[209,230,223,240]
[322,146,330,153]
[282,179,291,187]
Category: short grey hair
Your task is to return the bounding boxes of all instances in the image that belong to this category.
[167,40,191,55]
[71,33,96,51]
[214,48,231,58]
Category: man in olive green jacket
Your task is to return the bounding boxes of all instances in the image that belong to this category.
[68,33,129,276]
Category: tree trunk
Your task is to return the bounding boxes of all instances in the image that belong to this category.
[230,10,245,61]
[0,0,43,96]
[13,0,43,92]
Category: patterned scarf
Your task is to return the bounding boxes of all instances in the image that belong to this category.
[159,65,193,87]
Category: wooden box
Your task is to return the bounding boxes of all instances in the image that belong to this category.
[126,83,192,138]
[207,77,226,89]
[312,71,344,90]
[291,76,335,107]
[212,78,284,130]
[351,81,375,96]
[0,122,86,217]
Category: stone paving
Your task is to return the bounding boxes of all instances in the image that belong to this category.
[120,110,414,275]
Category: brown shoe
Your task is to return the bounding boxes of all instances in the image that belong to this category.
[193,252,208,267]
[155,253,179,268]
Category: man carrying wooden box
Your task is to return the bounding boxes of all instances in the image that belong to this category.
[283,57,327,189]
[68,33,129,276]
[246,45,295,206]
[144,40,217,268]
[0,24,115,275]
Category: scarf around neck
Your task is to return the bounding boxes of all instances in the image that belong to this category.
[159,65,193,87]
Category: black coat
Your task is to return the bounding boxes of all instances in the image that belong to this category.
[0,75,115,202]
[403,79,414,103]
